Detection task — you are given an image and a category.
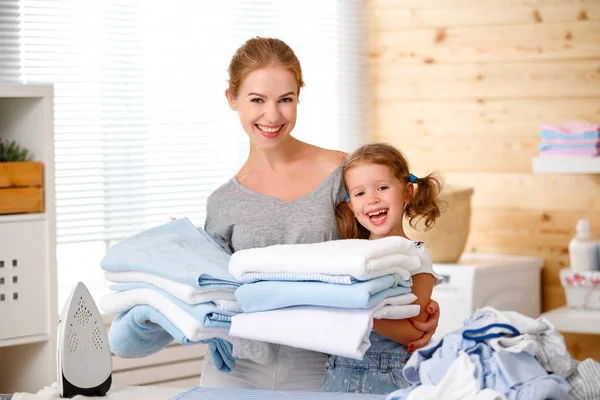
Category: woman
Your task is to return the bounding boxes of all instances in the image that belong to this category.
[200,36,440,391]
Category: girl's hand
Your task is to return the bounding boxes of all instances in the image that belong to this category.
[406,300,440,352]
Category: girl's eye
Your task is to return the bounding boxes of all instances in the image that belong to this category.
[250,98,264,103]
[354,191,364,197]
[377,186,389,191]
[280,97,293,103]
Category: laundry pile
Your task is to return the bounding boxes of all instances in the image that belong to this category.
[227,236,425,360]
[99,217,274,372]
[538,120,600,158]
[385,307,600,400]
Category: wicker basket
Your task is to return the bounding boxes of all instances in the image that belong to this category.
[403,185,474,263]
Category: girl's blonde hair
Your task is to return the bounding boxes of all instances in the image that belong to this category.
[227,37,304,98]
[335,143,445,240]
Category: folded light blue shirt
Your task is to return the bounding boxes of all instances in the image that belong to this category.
[109,282,236,328]
[539,143,600,151]
[108,304,235,372]
[235,274,412,312]
[101,218,239,289]
[539,130,600,140]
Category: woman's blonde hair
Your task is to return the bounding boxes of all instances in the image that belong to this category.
[227,37,304,98]
[336,143,445,239]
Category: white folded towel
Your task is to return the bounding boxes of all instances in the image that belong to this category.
[229,294,420,360]
[100,289,226,341]
[373,294,420,319]
[229,236,421,281]
[100,288,272,364]
[104,271,236,304]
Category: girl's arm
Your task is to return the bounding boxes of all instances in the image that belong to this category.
[372,273,435,346]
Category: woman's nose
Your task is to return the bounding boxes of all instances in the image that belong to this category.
[264,101,281,122]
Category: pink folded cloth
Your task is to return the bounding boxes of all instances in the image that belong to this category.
[540,120,599,134]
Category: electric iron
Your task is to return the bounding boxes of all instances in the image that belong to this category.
[57,282,112,398]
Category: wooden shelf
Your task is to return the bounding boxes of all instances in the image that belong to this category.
[532,157,600,174]
[541,306,600,335]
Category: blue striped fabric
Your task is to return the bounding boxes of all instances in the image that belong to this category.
[169,387,386,400]
[240,272,356,285]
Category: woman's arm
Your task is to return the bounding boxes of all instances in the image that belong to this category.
[372,273,435,346]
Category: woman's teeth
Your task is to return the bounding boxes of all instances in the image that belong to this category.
[257,124,282,133]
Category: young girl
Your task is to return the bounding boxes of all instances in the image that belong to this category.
[321,142,445,395]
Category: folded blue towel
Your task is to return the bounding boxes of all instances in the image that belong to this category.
[539,142,600,151]
[105,282,236,328]
[108,304,236,372]
[170,386,386,400]
[101,218,239,289]
[539,131,600,140]
[235,274,412,312]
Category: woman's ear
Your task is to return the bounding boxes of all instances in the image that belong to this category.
[404,183,415,205]
[225,89,238,111]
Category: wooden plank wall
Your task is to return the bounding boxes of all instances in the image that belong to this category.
[367,0,600,360]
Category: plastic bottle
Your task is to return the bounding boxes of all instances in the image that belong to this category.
[568,219,600,272]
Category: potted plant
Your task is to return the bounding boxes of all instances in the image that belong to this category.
[0,138,44,214]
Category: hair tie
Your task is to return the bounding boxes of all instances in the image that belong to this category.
[344,193,349,202]
[408,173,418,183]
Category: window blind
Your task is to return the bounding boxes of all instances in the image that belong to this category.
[2,1,369,295]
[0,0,20,81]
[11,0,368,245]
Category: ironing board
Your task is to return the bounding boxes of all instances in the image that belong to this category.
[9,384,182,400]
[10,384,387,400]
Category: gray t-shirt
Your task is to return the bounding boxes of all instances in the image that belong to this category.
[204,166,346,254]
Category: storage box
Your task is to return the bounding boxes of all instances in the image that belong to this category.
[559,268,600,310]
[0,161,44,214]
[404,185,474,263]
[432,253,543,340]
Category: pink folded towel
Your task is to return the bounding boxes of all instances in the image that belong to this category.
[540,120,599,134]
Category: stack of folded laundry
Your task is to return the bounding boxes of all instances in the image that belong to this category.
[539,120,600,157]
[99,217,274,372]
[227,236,424,360]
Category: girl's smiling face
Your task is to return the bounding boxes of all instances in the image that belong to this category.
[345,162,413,240]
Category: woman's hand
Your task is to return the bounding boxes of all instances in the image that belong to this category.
[406,299,440,352]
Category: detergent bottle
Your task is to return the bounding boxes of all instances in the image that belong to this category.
[568,219,600,272]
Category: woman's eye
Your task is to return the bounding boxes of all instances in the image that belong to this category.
[280,97,293,103]
[251,98,264,103]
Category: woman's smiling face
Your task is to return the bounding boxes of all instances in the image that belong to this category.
[226,65,298,149]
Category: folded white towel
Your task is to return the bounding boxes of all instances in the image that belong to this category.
[372,294,420,319]
[99,289,272,364]
[100,289,226,341]
[104,270,236,304]
[229,236,421,281]
[229,294,420,360]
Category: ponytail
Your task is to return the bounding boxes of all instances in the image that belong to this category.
[405,172,445,231]
[335,201,370,240]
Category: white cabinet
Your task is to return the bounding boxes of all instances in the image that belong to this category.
[432,253,544,340]
[0,220,49,341]
[0,84,57,394]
